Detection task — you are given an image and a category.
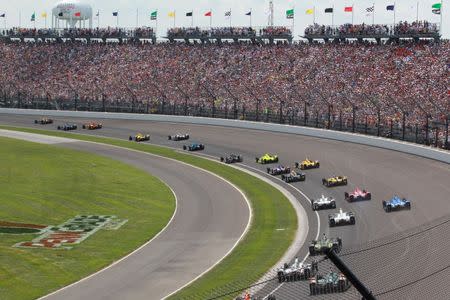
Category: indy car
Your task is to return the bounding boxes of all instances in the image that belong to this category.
[34,118,53,125]
[267,165,291,176]
[220,154,243,164]
[328,209,356,227]
[277,257,318,283]
[309,272,351,295]
[345,187,371,202]
[281,170,306,183]
[183,143,205,151]
[57,123,77,131]
[382,196,411,212]
[322,176,348,187]
[311,195,336,211]
[255,153,278,164]
[82,122,102,130]
[168,133,189,141]
[309,234,342,256]
[295,158,320,170]
[129,133,150,142]
[236,294,275,300]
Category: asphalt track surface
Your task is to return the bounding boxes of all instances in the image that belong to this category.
[1,114,450,299]
[0,124,249,300]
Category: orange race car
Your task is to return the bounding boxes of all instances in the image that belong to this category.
[82,122,103,130]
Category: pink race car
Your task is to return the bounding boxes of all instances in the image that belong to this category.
[344,188,371,202]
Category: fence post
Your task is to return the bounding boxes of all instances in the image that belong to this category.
[352,105,356,133]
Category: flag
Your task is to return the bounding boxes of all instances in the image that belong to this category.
[245,11,252,16]
[204,11,212,17]
[324,8,333,13]
[30,12,35,21]
[386,5,395,11]
[306,9,314,15]
[286,9,294,19]
[150,11,157,20]
[432,3,442,14]
[366,6,374,13]
[225,11,231,17]
[344,7,353,12]
[168,11,175,18]
[0,13,5,18]
[41,12,47,18]
[112,12,118,16]
[186,11,193,17]
[74,12,81,17]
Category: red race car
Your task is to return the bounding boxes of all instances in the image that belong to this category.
[345,188,371,202]
[82,122,103,130]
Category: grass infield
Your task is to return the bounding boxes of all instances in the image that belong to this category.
[0,125,297,299]
[0,137,175,300]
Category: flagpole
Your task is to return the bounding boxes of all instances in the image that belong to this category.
[440,0,443,34]
[373,3,375,25]
[416,2,419,23]
[136,8,138,27]
[210,8,212,28]
[393,2,396,26]
[97,11,100,28]
[250,9,252,28]
[19,11,21,28]
[352,4,354,25]
[174,10,176,27]
[230,8,232,27]
[191,10,193,27]
[313,6,315,24]
[332,5,335,27]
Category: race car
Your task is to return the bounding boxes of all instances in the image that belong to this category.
[57,123,77,131]
[267,165,291,176]
[34,118,53,125]
[168,133,189,141]
[220,154,243,164]
[183,143,205,151]
[311,195,336,211]
[328,209,356,227]
[309,271,351,295]
[82,122,102,130]
[309,234,342,256]
[236,293,276,300]
[255,153,278,164]
[281,170,306,183]
[277,257,318,283]
[345,187,371,202]
[322,176,348,187]
[129,133,150,142]
[382,196,411,212]
[295,158,320,170]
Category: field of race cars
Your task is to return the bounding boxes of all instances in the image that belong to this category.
[1,113,450,300]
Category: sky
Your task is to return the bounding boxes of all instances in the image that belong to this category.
[0,0,447,39]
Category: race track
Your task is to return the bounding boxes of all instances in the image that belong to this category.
[1,114,449,299]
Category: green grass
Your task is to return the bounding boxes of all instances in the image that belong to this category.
[0,137,175,300]
[0,125,297,299]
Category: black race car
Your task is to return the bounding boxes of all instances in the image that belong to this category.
[57,123,77,131]
[267,165,291,176]
[168,133,189,141]
[220,154,243,164]
[183,143,205,151]
[34,118,53,125]
[281,171,306,183]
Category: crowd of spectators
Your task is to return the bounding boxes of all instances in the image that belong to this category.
[0,39,448,145]
[167,26,289,39]
[1,27,155,39]
[305,21,439,37]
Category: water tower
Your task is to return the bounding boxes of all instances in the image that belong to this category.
[52,0,93,29]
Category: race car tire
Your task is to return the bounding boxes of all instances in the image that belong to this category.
[274,157,279,163]
[183,145,187,150]
[322,179,326,186]
[255,157,259,163]
[366,193,372,200]
[82,125,86,129]
[329,219,335,227]
[295,162,299,168]
[267,295,276,300]
[168,135,172,140]
[331,202,336,209]
[129,136,133,141]
[304,268,311,279]
[316,162,320,167]
[386,205,392,212]
[309,245,316,256]
[220,157,224,162]
[382,200,387,208]
[34,120,38,124]
[312,203,318,211]
[343,179,348,185]
[310,283,317,295]
[406,202,411,210]
[350,216,356,224]
[266,168,270,173]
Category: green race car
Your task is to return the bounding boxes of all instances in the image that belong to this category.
[255,153,279,164]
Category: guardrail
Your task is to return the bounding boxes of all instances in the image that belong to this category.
[1,108,449,164]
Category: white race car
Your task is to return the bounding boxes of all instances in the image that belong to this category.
[312,195,336,211]
[277,257,318,282]
[328,209,356,227]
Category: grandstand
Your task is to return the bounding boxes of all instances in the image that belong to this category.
[0,22,448,149]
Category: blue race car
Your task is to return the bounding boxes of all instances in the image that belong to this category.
[382,196,411,212]
[57,123,77,131]
[183,143,205,151]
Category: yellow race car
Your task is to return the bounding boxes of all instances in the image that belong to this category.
[322,176,348,187]
[129,133,150,142]
[295,158,320,170]
[255,153,279,164]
